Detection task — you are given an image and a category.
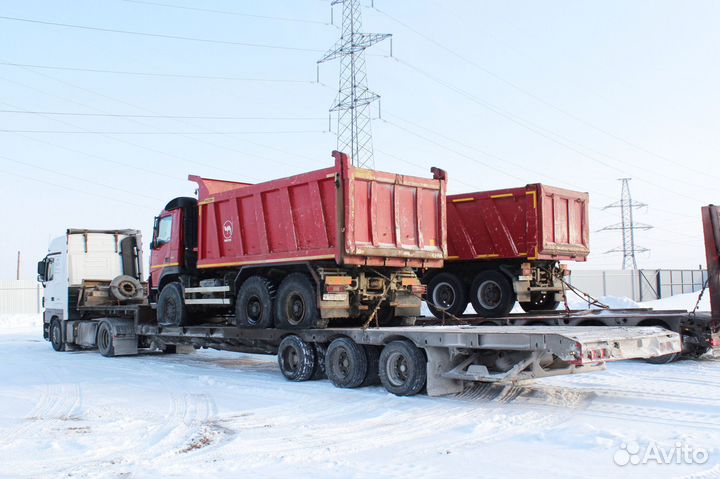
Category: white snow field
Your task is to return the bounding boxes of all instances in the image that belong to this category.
[1,301,718,479]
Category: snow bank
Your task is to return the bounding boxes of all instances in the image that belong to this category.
[639,291,711,312]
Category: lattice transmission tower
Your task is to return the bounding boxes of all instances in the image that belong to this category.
[318,0,391,168]
[600,178,653,270]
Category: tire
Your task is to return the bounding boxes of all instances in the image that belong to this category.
[645,352,681,365]
[311,343,327,380]
[325,337,368,388]
[97,322,115,357]
[362,345,382,387]
[50,319,64,352]
[157,282,188,327]
[427,273,467,318]
[277,335,316,381]
[519,292,560,313]
[274,273,326,329]
[236,276,275,328]
[470,270,516,318]
[379,340,427,396]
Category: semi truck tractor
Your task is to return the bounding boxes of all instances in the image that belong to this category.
[148,151,447,329]
[424,184,589,318]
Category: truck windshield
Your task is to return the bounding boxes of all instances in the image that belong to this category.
[157,216,173,245]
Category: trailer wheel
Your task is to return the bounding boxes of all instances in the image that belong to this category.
[362,345,382,386]
[311,343,327,380]
[519,292,560,313]
[236,276,275,328]
[379,340,427,396]
[97,322,116,357]
[157,282,188,327]
[275,274,325,329]
[325,337,368,388]
[470,271,516,318]
[427,273,467,318]
[50,319,64,352]
[645,352,681,364]
[277,335,316,381]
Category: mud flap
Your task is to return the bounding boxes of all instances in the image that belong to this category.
[424,347,464,396]
[100,318,138,356]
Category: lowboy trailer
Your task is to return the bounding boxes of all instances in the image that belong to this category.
[37,228,680,397]
[47,302,680,397]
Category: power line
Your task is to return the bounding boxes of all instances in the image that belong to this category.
[0,63,327,175]
[0,109,327,121]
[0,61,320,83]
[0,167,158,211]
[381,107,699,222]
[373,6,720,182]
[0,153,163,201]
[0,15,324,53]
[0,129,326,135]
[392,57,713,202]
[121,0,331,26]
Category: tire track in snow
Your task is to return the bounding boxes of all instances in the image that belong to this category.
[0,370,82,450]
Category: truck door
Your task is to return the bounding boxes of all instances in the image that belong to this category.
[150,210,182,288]
[40,252,67,320]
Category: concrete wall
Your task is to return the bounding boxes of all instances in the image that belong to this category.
[0,280,42,315]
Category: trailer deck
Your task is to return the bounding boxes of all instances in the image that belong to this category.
[416,307,720,360]
[51,302,682,396]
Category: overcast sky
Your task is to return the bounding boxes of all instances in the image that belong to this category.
[1,0,718,279]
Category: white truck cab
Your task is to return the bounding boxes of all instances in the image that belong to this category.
[37,229,144,345]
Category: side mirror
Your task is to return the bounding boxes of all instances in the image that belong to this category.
[37,259,47,283]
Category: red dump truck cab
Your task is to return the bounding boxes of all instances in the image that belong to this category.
[425,184,589,319]
[149,151,447,329]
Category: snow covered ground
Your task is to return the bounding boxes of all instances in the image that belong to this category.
[1,299,718,478]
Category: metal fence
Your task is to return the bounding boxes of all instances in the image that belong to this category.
[567,269,708,304]
[0,280,42,315]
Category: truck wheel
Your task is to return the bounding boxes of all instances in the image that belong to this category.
[97,322,116,357]
[277,335,316,381]
[50,319,64,352]
[427,273,467,318]
[275,273,325,329]
[325,337,368,388]
[519,292,560,313]
[470,271,516,318]
[157,283,188,327]
[362,345,382,386]
[379,340,427,396]
[236,276,275,328]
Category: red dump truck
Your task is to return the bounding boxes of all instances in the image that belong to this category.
[150,151,447,328]
[424,184,589,318]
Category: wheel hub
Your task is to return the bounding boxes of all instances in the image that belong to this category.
[478,280,502,309]
[287,294,306,325]
[432,282,455,309]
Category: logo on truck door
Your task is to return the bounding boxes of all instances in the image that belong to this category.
[223,220,233,242]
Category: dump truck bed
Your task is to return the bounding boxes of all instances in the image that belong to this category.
[190,151,447,269]
[447,184,589,261]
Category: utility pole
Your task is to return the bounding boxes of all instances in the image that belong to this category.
[318,0,391,169]
[600,178,652,270]
[16,250,21,280]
